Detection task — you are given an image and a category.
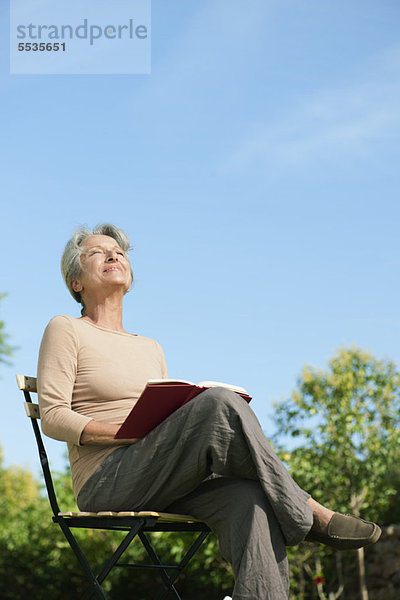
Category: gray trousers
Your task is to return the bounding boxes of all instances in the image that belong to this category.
[78,388,313,600]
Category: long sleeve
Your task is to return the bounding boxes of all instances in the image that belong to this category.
[155,340,169,379]
[37,316,92,445]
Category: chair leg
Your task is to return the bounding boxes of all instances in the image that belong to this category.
[81,520,145,600]
[57,520,108,600]
[139,530,210,600]
[57,518,209,600]
[138,532,183,600]
[157,530,210,600]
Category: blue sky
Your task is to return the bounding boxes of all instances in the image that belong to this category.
[1,0,400,478]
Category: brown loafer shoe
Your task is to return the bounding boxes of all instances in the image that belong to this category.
[305,513,381,551]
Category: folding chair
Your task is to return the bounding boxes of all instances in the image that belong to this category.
[17,375,211,600]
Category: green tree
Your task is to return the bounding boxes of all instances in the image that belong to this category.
[0,294,14,366]
[273,347,400,600]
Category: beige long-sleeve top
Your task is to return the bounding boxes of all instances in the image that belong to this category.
[37,315,168,499]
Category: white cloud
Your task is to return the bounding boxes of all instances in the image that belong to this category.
[219,44,400,174]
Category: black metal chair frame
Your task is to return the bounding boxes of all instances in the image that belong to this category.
[17,375,211,600]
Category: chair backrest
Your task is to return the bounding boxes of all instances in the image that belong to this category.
[16,375,61,517]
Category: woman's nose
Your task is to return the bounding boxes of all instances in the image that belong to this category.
[106,252,118,262]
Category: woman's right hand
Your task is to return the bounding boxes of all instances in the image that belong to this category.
[80,420,138,446]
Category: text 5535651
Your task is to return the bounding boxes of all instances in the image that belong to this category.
[18,42,66,51]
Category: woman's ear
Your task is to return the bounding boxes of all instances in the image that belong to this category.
[72,279,83,293]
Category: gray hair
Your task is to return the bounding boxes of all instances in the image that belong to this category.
[61,223,133,313]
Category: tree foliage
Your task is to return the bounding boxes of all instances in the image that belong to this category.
[274,346,400,521]
[0,294,14,366]
[273,346,400,598]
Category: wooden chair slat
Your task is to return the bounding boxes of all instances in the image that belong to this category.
[16,374,37,393]
[58,512,99,517]
[24,402,40,419]
[57,510,199,522]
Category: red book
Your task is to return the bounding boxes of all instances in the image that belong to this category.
[115,379,252,439]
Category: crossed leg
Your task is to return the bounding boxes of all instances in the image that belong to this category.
[167,476,290,600]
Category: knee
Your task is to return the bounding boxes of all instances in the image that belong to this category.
[197,386,246,413]
[184,387,257,444]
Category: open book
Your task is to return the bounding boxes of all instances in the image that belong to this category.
[115,379,252,439]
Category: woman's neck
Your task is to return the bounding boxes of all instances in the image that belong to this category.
[81,296,127,333]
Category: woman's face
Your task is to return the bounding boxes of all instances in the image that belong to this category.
[72,234,132,299]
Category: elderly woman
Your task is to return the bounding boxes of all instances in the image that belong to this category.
[37,223,381,600]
